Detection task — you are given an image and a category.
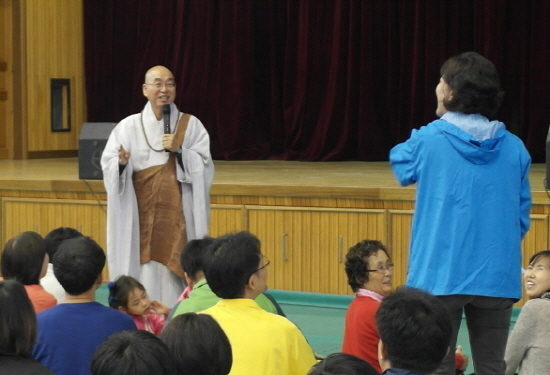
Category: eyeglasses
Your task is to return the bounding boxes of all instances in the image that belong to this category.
[256,256,270,272]
[366,263,394,274]
[144,82,176,89]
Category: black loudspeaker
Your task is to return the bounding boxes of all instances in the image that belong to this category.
[78,122,117,180]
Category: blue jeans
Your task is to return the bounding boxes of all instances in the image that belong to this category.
[433,295,514,375]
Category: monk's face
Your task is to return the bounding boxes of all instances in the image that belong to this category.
[142,66,176,111]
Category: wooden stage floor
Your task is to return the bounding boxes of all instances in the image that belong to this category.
[0,158,547,203]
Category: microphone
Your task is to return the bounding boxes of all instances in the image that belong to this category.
[162,104,171,152]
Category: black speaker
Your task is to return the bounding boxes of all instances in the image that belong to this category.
[78,122,117,180]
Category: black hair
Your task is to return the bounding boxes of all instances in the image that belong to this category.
[0,280,37,356]
[376,287,452,374]
[180,237,215,282]
[161,313,232,375]
[44,227,83,264]
[203,231,262,299]
[308,353,379,375]
[53,236,105,295]
[91,330,178,375]
[528,250,550,266]
[345,240,391,292]
[1,231,46,285]
[440,51,504,118]
[108,275,146,309]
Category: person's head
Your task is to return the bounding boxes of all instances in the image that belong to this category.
[376,287,452,374]
[44,227,83,264]
[436,51,504,118]
[142,65,176,112]
[0,280,37,356]
[161,313,233,375]
[1,231,48,285]
[91,330,178,375]
[524,250,550,299]
[345,240,393,296]
[307,353,379,375]
[203,231,268,299]
[53,236,105,296]
[108,275,151,316]
[180,236,216,286]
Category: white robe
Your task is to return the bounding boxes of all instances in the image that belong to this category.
[101,102,214,305]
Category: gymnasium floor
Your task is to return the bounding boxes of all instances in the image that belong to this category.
[97,286,520,374]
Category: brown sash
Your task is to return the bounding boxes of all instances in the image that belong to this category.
[132,113,190,278]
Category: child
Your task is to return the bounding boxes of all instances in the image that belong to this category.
[108,275,171,336]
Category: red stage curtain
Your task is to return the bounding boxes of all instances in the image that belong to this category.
[84,1,550,162]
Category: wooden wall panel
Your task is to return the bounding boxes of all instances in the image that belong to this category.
[0,0,14,159]
[387,210,413,290]
[209,204,246,237]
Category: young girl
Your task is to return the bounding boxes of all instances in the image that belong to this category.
[505,250,550,375]
[108,275,171,336]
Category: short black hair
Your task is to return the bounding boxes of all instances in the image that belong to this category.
[203,231,262,299]
[53,237,106,295]
[345,240,391,292]
[44,227,83,263]
[440,51,504,118]
[308,353,379,375]
[91,330,178,375]
[108,275,145,309]
[1,231,46,285]
[0,280,37,356]
[376,287,452,374]
[180,237,215,282]
[161,313,232,375]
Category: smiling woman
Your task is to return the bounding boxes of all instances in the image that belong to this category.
[505,251,550,375]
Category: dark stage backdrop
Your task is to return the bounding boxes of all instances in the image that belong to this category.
[84,1,550,162]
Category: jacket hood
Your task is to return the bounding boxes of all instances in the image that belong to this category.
[433,119,506,165]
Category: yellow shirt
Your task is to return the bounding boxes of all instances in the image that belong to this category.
[202,298,316,375]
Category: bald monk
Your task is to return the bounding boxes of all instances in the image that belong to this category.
[101,66,214,304]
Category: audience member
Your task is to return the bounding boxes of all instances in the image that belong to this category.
[161,312,232,375]
[169,237,279,323]
[505,250,550,375]
[108,275,171,336]
[341,240,393,372]
[376,287,452,375]
[31,236,136,375]
[201,231,316,375]
[1,231,57,313]
[307,353,379,375]
[42,226,82,303]
[0,280,56,375]
[91,330,178,375]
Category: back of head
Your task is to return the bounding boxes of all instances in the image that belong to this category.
[161,313,232,375]
[203,231,262,299]
[1,231,46,285]
[308,353,379,375]
[91,330,178,375]
[440,51,504,118]
[180,236,216,282]
[345,240,390,292]
[44,227,83,263]
[53,236,105,295]
[0,280,37,356]
[376,287,452,374]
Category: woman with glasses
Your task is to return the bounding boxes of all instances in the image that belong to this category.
[341,240,393,373]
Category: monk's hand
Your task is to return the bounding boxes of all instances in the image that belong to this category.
[118,145,130,165]
[162,134,180,152]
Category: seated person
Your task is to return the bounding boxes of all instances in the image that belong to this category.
[1,231,57,313]
[201,231,316,375]
[161,312,233,375]
[0,280,56,375]
[91,330,178,375]
[341,240,393,373]
[505,250,550,375]
[307,353,379,375]
[169,237,279,322]
[376,287,453,375]
[31,237,136,375]
[42,227,82,303]
[108,275,171,336]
